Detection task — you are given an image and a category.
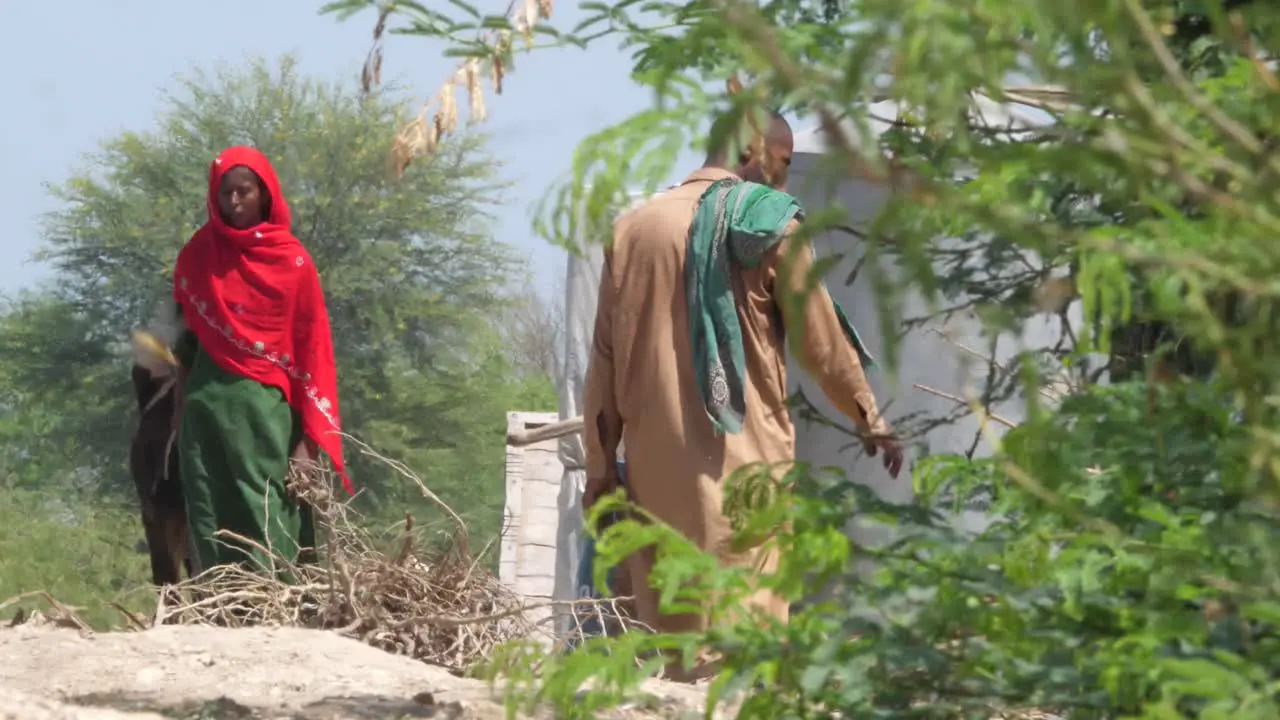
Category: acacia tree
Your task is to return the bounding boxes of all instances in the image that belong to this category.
[1,55,553,543]
[328,0,1280,716]
[494,275,565,387]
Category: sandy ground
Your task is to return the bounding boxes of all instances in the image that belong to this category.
[0,624,713,719]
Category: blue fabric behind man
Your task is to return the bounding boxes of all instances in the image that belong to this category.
[572,458,627,644]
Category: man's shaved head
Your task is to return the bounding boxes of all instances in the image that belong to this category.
[705,108,794,190]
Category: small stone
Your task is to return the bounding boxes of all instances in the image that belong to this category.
[412,690,436,705]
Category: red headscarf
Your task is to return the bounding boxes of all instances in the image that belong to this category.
[173,146,352,495]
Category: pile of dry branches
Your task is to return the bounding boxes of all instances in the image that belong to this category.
[125,452,543,673]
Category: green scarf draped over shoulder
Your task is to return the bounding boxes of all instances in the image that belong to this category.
[685,177,876,435]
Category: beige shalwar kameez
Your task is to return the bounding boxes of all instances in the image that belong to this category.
[582,167,889,674]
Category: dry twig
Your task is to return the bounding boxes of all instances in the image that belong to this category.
[913,383,1018,429]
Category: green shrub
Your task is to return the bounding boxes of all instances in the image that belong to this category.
[357,0,1280,715]
[479,381,1273,719]
[0,490,155,629]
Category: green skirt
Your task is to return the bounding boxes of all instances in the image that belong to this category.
[178,346,316,579]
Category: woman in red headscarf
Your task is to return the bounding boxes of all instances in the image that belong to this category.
[171,146,351,577]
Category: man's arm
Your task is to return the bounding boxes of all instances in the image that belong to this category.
[583,247,623,508]
[769,222,897,459]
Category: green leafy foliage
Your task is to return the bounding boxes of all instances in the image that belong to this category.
[0,489,156,629]
[479,384,1275,719]
[330,0,1280,716]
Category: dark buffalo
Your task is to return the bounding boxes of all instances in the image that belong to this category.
[129,329,191,586]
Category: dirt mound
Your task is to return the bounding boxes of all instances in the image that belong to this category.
[0,685,166,720]
[0,625,711,719]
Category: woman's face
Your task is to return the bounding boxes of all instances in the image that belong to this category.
[217,166,266,229]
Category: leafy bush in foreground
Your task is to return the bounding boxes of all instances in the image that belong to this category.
[334,0,1280,716]
[479,383,1273,719]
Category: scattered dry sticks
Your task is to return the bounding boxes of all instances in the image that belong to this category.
[4,444,637,673]
[2,591,93,634]
[147,456,547,672]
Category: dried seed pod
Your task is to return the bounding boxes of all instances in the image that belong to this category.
[437,80,459,135]
[463,59,487,124]
[492,53,507,95]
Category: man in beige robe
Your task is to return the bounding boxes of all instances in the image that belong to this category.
[582,111,902,678]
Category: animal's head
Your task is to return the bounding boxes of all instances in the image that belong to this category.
[132,300,184,377]
[131,329,179,380]
[130,326,180,415]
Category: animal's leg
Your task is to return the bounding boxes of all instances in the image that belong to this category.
[161,511,190,584]
[142,516,180,587]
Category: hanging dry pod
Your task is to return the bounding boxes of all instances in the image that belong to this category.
[463,59,487,124]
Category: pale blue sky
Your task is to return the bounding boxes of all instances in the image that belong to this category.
[0,1,700,297]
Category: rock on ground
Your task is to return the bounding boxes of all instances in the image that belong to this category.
[0,624,713,719]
